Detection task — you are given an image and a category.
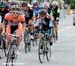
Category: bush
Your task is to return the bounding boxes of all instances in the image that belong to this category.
[70,2,75,9]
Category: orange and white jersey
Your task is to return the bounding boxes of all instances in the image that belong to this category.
[4,13,25,26]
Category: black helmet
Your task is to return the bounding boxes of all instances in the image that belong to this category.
[39,9,47,15]
[21,1,28,7]
[0,2,6,8]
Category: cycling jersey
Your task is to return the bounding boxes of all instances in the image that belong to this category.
[0,8,9,23]
[2,13,25,36]
[51,6,60,21]
[32,7,42,17]
[4,13,25,26]
[23,8,33,24]
[34,17,52,31]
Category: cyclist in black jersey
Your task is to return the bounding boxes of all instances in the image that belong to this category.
[34,9,53,46]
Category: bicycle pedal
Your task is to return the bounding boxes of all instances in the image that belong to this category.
[10,56,15,59]
[50,42,53,46]
[28,43,31,45]
[45,50,48,53]
[40,45,43,49]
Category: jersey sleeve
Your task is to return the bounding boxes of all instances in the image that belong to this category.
[4,13,11,21]
[18,15,25,23]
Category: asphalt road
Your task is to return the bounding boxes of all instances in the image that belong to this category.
[0,10,75,66]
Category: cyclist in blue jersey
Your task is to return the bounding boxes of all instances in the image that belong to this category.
[32,2,42,17]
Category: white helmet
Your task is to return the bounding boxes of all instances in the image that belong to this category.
[43,2,49,7]
[51,1,59,6]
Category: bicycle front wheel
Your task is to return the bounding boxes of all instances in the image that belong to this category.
[38,39,45,63]
[46,42,52,61]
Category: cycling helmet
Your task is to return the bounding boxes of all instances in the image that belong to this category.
[0,2,6,8]
[51,1,59,6]
[43,2,49,7]
[39,9,47,15]
[21,1,28,7]
[10,2,17,5]
[33,2,38,6]
[10,4,22,14]
[11,4,20,11]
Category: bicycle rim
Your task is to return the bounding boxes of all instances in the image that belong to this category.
[2,39,6,57]
[0,39,6,57]
[12,59,14,66]
[38,39,45,63]
[24,33,30,53]
[46,42,52,61]
[6,50,12,66]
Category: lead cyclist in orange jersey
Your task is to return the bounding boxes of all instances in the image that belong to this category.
[2,5,26,49]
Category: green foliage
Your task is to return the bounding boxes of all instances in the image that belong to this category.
[70,2,75,9]
[64,0,75,9]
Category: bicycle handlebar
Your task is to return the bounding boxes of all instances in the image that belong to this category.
[8,34,20,38]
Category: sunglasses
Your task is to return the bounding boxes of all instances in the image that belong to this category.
[11,11,20,14]
[40,14,46,17]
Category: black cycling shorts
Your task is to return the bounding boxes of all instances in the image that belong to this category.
[10,25,18,34]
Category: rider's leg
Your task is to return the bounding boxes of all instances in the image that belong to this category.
[16,23,23,47]
[28,19,34,33]
[54,21,58,40]
[6,25,11,49]
[54,21,58,34]
[28,19,34,39]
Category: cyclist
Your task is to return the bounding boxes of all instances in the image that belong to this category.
[21,2,33,33]
[32,2,42,18]
[43,2,50,15]
[0,26,3,59]
[2,5,25,52]
[0,2,9,23]
[51,1,60,40]
[34,9,53,46]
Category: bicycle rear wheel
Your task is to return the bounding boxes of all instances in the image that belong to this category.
[6,47,12,66]
[6,44,17,66]
[24,32,31,53]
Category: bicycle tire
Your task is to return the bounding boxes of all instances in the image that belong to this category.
[0,38,6,57]
[46,42,51,61]
[38,39,45,63]
[6,47,12,66]
[2,39,6,57]
[24,32,31,53]
[6,43,17,66]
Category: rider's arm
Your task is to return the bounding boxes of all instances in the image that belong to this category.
[1,13,10,33]
[19,15,26,33]
[1,19,7,33]
[22,22,26,33]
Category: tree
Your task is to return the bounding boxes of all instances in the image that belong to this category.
[64,0,75,9]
